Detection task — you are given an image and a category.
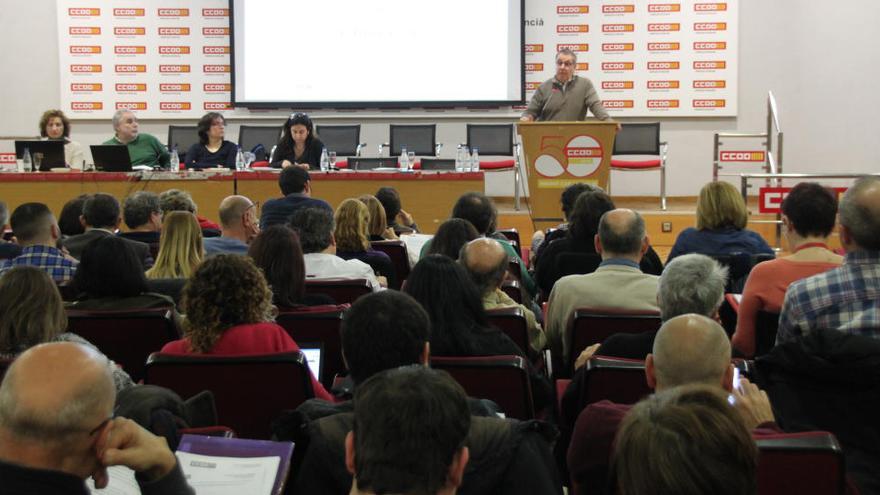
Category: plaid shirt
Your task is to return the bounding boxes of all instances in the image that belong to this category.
[777,250,880,343]
[0,245,78,284]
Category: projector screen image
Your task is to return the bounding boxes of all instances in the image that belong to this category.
[231,0,524,108]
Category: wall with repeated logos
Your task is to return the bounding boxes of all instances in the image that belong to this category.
[1,0,878,197]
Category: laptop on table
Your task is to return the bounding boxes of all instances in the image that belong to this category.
[14,140,65,171]
[90,145,133,171]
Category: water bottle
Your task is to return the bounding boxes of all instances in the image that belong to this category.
[460,145,469,172]
[319,147,329,171]
[470,147,480,172]
[399,145,408,171]
[455,145,464,172]
[169,146,180,173]
[21,148,31,173]
[235,145,245,171]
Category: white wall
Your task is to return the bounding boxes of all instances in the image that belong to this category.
[1,0,878,197]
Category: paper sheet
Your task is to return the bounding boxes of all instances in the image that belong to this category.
[177,451,280,495]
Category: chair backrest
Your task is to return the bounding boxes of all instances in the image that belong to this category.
[65,308,179,382]
[145,351,314,440]
[612,123,660,156]
[500,279,523,304]
[431,355,535,419]
[389,124,436,156]
[756,431,846,495]
[167,125,200,153]
[275,305,347,389]
[496,228,521,247]
[569,309,662,371]
[754,310,781,358]
[579,356,651,410]
[238,125,283,157]
[370,240,410,290]
[466,124,514,156]
[315,125,361,156]
[486,307,530,355]
[507,255,524,282]
[304,278,372,304]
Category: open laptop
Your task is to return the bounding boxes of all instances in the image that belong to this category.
[14,140,65,171]
[90,145,133,171]
[298,343,324,384]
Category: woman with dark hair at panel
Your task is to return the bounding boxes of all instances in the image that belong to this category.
[146,211,203,280]
[535,189,664,298]
[424,218,480,260]
[248,225,335,308]
[184,112,237,170]
[358,194,397,241]
[731,182,843,357]
[668,181,774,262]
[67,236,174,311]
[334,199,395,287]
[39,109,85,169]
[404,254,552,411]
[0,266,134,391]
[161,254,333,401]
[270,112,325,170]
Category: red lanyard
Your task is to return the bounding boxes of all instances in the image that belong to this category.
[793,242,829,253]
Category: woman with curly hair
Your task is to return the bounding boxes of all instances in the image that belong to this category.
[161,254,332,400]
[146,211,203,280]
[333,198,395,287]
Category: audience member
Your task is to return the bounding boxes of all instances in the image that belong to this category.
[260,166,333,229]
[567,314,776,495]
[103,109,170,168]
[545,209,660,365]
[119,191,162,245]
[0,266,133,391]
[58,194,89,237]
[461,238,547,354]
[531,182,596,263]
[64,193,154,269]
[39,109,85,169]
[0,342,194,493]
[347,367,471,495]
[67,236,174,311]
[161,255,332,400]
[0,202,77,284]
[358,194,396,241]
[146,211,202,280]
[535,190,663,297]
[376,186,419,235]
[271,112,325,169]
[778,176,880,343]
[733,182,842,356]
[248,225,334,308]
[158,189,220,234]
[668,180,774,262]
[609,385,758,495]
[184,112,236,169]
[203,195,259,256]
[425,218,479,260]
[0,201,21,259]
[291,207,384,291]
[334,198,395,286]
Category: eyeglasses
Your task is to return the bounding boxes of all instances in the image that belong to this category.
[556,60,574,67]
[87,414,115,437]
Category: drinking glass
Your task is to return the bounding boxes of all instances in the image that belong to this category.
[328,151,337,169]
[32,153,43,171]
[407,151,415,171]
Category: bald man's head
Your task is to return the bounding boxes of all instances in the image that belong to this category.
[0,342,114,442]
[597,208,647,259]
[218,195,255,229]
[460,238,508,295]
[839,176,880,251]
[648,314,732,391]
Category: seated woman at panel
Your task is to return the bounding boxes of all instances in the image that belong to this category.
[424,218,480,260]
[248,225,335,308]
[535,189,664,298]
[334,198,395,287]
[731,182,843,357]
[270,113,325,170]
[161,254,333,401]
[146,211,203,280]
[404,254,551,411]
[67,236,175,311]
[184,112,237,170]
[668,181,774,262]
[359,194,397,241]
[0,266,134,391]
[39,109,85,169]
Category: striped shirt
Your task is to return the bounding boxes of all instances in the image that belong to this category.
[0,245,78,284]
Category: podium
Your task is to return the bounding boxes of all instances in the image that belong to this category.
[517,121,617,224]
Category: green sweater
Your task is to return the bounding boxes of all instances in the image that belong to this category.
[103,133,170,167]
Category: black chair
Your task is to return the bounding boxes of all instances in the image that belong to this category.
[466,124,515,156]
[486,307,530,356]
[370,240,410,290]
[390,124,436,156]
[238,126,283,161]
[275,305,347,389]
[167,126,200,154]
[756,431,847,495]
[432,355,534,420]
[610,122,668,210]
[304,279,372,304]
[315,125,363,157]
